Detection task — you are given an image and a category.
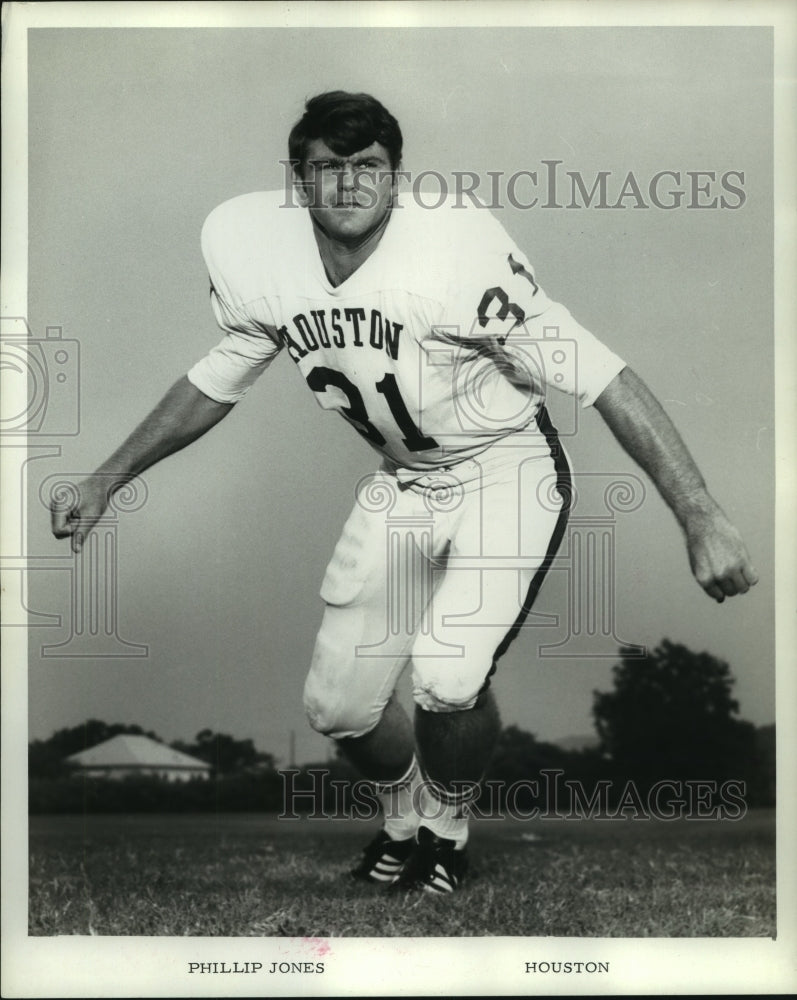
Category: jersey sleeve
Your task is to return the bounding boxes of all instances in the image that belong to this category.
[510,298,626,407]
[437,212,626,407]
[186,205,283,404]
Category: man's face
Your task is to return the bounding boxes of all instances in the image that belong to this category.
[297,139,396,242]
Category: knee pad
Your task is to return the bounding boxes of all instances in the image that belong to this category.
[411,662,484,714]
[303,677,381,740]
[303,623,384,740]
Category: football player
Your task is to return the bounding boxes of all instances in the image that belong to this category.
[51,92,758,894]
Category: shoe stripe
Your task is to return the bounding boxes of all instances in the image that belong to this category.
[370,870,398,882]
[427,876,454,893]
[375,861,402,873]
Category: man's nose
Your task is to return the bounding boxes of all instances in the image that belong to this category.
[338,163,356,190]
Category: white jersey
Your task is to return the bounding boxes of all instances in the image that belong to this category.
[188,190,625,473]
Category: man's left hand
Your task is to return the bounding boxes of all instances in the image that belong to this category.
[685,509,759,602]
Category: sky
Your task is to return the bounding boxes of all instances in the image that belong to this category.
[19,24,776,767]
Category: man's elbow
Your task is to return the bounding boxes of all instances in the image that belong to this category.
[593,364,636,413]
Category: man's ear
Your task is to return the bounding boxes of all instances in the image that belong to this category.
[293,168,310,207]
[390,160,404,197]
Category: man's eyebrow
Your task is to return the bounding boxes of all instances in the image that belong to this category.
[307,153,389,167]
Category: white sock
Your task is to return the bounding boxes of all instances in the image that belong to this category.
[417,780,471,850]
[375,757,421,842]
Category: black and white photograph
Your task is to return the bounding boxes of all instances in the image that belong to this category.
[2,1,795,996]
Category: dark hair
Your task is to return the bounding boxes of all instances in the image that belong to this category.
[288,91,402,176]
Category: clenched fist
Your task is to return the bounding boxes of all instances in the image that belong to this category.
[50,474,120,554]
[685,507,759,603]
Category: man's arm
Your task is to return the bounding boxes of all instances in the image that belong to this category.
[51,376,234,552]
[593,366,758,603]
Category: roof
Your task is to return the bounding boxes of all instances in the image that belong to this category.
[65,734,211,771]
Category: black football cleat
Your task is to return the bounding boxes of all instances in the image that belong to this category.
[350,828,416,885]
[392,825,468,894]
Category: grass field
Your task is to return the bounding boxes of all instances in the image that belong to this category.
[29,810,775,937]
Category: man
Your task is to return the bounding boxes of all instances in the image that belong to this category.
[51,92,758,894]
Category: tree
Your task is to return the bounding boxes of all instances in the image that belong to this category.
[487,725,571,784]
[592,640,757,790]
[28,719,161,778]
[483,725,608,811]
[171,730,276,775]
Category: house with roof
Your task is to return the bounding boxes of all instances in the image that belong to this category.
[65,734,211,782]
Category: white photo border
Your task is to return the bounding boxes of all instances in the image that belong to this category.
[2,1,795,997]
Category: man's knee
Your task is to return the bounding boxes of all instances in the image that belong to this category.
[303,608,376,738]
[411,666,486,714]
[302,673,382,740]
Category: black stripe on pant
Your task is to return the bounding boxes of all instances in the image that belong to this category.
[480,405,573,692]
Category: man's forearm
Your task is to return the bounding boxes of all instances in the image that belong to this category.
[593,365,757,601]
[96,376,234,488]
[593,366,716,529]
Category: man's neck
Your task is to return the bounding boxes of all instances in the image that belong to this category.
[311,211,392,287]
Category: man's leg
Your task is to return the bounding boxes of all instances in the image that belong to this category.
[305,600,422,879]
[414,689,501,841]
[337,695,422,844]
[378,691,501,893]
[396,443,569,891]
[303,474,441,875]
[305,596,422,843]
[337,694,413,782]
[338,695,425,847]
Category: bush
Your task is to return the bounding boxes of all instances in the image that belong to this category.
[28,771,285,814]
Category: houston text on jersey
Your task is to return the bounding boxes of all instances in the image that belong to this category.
[279,307,402,362]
